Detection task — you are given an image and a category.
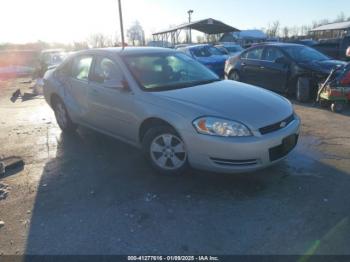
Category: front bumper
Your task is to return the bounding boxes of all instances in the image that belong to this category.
[182,116,300,173]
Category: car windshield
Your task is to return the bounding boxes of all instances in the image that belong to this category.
[225,46,243,53]
[192,46,223,57]
[283,46,329,62]
[123,52,220,91]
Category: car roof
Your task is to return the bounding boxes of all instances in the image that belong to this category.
[185,44,212,50]
[72,47,177,57]
[252,42,305,48]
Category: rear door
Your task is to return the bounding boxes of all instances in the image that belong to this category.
[239,47,265,86]
[260,47,289,92]
[88,55,137,142]
[66,55,93,123]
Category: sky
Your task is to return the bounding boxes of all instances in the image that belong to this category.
[1,0,349,44]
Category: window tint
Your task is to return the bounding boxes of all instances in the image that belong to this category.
[93,57,123,85]
[264,47,285,62]
[243,47,263,60]
[72,56,93,81]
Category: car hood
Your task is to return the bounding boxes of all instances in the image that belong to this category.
[298,59,346,74]
[153,80,293,130]
[196,55,228,65]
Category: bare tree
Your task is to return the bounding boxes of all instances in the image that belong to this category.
[335,12,346,22]
[88,33,114,48]
[127,21,145,46]
[266,21,280,38]
[196,35,205,43]
[282,27,289,38]
[73,41,89,51]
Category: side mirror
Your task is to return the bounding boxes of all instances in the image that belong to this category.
[346,47,350,58]
[275,57,289,65]
[104,79,130,92]
[90,74,105,83]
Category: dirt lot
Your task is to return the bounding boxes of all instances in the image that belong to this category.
[0,78,350,255]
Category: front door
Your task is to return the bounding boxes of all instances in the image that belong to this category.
[88,56,137,142]
[260,47,289,92]
[240,47,265,86]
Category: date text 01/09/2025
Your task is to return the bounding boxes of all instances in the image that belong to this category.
[127,256,219,261]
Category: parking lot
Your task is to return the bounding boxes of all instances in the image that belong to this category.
[0,77,350,255]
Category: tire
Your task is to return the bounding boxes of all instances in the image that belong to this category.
[296,77,310,103]
[319,99,330,108]
[142,126,189,175]
[331,102,344,113]
[52,97,77,132]
[228,70,240,81]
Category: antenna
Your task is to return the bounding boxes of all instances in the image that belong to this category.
[118,0,125,49]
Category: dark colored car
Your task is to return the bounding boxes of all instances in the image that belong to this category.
[177,44,228,78]
[224,43,346,102]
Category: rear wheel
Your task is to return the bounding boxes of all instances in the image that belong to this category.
[296,77,310,103]
[319,99,330,108]
[52,97,77,132]
[142,126,188,175]
[228,70,240,81]
[331,102,345,113]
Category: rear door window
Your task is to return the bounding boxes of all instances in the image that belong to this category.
[264,47,285,62]
[242,47,264,60]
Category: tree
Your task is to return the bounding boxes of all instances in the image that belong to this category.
[335,12,346,22]
[282,27,289,38]
[196,35,205,43]
[266,21,280,38]
[88,33,114,48]
[127,21,145,46]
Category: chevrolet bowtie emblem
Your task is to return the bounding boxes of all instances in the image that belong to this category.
[280,121,287,128]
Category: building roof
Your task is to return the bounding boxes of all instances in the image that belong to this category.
[152,18,239,35]
[310,21,350,32]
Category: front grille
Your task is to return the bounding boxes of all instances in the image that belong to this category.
[210,157,258,167]
[259,114,295,135]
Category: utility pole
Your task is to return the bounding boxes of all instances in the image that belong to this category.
[118,0,125,49]
[187,9,194,43]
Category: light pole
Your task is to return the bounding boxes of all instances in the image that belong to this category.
[118,0,125,49]
[187,9,194,43]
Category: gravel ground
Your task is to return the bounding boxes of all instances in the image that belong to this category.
[0,78,349,255]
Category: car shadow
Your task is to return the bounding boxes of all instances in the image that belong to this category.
[290,99,350,117]
[24,127,350,255]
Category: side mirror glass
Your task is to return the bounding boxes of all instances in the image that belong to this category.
[346,47,350,58]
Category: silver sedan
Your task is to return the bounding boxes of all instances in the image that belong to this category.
[43,47,300,175]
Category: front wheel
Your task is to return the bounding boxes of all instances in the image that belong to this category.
[331,102,345,113]
[142,126,189,175]
[52,97,77,132]
[228,71,240,81]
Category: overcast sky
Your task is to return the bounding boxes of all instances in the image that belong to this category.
[1,0,349,43]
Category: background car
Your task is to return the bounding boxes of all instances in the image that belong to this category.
[33,49,67,79]
[177,44,228,78]
[43,47,299,175]
[225,43,346,102]
[216,43,244,57]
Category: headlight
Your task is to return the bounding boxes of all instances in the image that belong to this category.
[193,117,252,137]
